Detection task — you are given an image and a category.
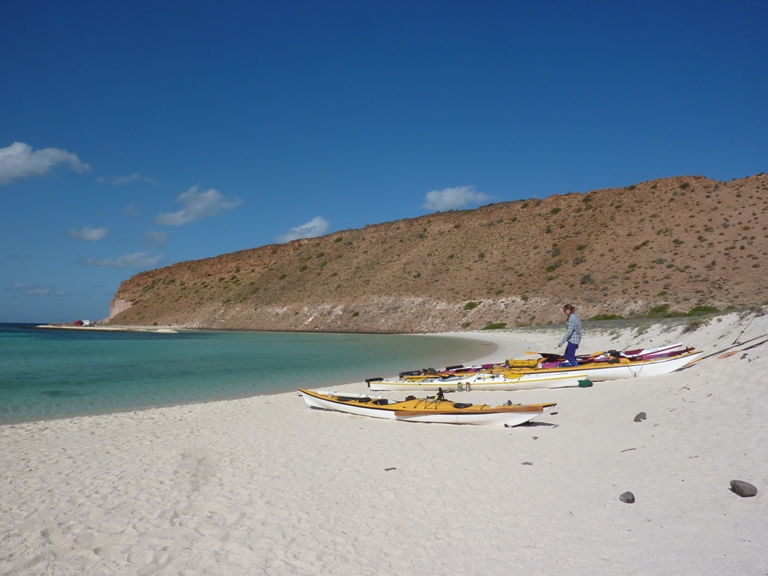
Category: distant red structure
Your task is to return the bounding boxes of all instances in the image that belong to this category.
[72,320,84,326]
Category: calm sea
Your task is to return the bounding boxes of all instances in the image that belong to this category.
[0,324,491,424]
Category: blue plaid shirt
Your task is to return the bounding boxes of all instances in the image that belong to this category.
[559,313,582,345]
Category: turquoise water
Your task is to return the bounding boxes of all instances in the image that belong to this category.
[0,324,491,424]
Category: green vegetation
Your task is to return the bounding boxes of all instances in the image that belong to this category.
[279,274,287,280]
[521,294,529,301]
[461,322,472,329]
[589,314,624,321]
[550,207,561,215]
[579,273,593,285]
[646,304,719,319]
[646,304,671,318]
[683,318,710,333]
[352,311,360,317]
[482,322,507,330]
[686,305,719,316]
[545,260,562,272]
[464,301,479,311]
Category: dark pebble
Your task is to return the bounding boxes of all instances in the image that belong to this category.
[620,491,635,504]
[634,412,647,422]
[730,480,757,497]
[521,462,533,466]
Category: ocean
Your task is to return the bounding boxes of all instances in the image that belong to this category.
[0,324,491,425]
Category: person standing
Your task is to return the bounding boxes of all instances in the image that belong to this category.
[557,304,582,366]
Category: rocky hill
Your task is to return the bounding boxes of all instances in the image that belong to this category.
[108,174,768,332]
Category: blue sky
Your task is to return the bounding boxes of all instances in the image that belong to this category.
[2,1,767,323]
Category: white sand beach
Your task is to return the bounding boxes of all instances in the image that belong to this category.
[1,312,766,575]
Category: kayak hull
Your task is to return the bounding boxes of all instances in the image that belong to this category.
[368,371,587,392]
[372,350,702,392]
[299,388,555,427]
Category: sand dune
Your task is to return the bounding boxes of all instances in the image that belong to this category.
[1,312,766,575]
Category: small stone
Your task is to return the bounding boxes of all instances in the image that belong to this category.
[730,480,757,497]
[634,412,647,422]
[620,491,635,504]
[521,462,533,466]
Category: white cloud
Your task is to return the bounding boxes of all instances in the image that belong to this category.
[110,173,159,187]
[423,185,492,211]
[276,216,330,243]
[144,230,168,247]
[68,226,108,241]
[156,186,241,226]
[79,251,163,268]
[8,283,68,297]
[11,282,50,295]
[0,142,91,185]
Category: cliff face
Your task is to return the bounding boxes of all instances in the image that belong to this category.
[108,174,768,332]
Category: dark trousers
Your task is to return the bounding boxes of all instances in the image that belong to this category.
[565,342,579,366]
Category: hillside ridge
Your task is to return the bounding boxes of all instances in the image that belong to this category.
[108,173,768,332]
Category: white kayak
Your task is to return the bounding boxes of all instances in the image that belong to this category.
[299,388,556,427]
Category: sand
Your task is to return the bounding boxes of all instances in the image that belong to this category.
[1,313,766,575]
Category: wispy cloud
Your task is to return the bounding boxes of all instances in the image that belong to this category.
[423,185,492,211]
[144,230,168,247]
[0,142,91,186]
[98,172,159,187]
[156,186,241,226]
[121,203,141,216]
[68,226,108,241]
[276,216,330,243]
[8,283,69,297]
[79,251,163,268]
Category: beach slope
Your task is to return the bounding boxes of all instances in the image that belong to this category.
[1,312,766,575]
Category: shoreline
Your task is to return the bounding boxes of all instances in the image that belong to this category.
[2,312,766,574]
[1,329,498,428]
